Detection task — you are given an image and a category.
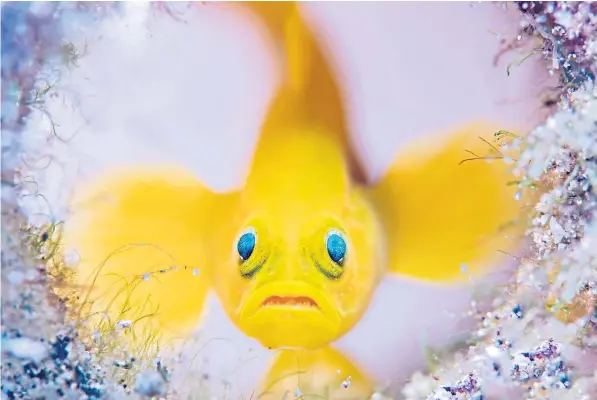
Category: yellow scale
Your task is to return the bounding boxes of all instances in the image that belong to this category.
[62,2,528,398]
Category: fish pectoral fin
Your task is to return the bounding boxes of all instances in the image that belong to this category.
[62,165,231,349]
[258,346,374,400]
[368,122,531,283]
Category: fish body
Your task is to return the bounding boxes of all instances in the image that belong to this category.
[195,2,385,351]
[61,2,527,396]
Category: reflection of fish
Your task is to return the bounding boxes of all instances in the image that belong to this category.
[63,1,526,396]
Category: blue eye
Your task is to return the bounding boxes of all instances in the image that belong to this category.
[326,230,347,264]
[237,228,256,261]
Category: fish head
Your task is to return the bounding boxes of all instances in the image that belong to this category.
[212,128,384,350]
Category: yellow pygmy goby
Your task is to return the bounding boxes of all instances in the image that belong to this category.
[62,1,526,396]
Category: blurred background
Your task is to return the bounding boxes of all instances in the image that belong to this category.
[26,2,554,398]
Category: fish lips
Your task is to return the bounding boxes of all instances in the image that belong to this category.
[238,281,342,346]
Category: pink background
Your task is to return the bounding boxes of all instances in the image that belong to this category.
[36,2,553,397]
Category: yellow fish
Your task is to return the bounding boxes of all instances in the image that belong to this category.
[62,2,527,397]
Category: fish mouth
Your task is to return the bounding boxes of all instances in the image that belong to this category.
[237,281,342,349]
[261,295,319,308]
[240,281,340,324]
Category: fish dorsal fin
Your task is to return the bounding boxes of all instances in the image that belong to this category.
[239,2,367,184]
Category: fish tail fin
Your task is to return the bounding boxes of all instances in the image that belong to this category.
[239,1,310,93]
[367,122,536,282]
[239,2,367,183]
[284,4,311,94]
[61,166,229,350]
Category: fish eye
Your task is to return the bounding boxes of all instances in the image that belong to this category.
[309,224,348,280]
[326,229,347,265]
[237,227,257,261]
